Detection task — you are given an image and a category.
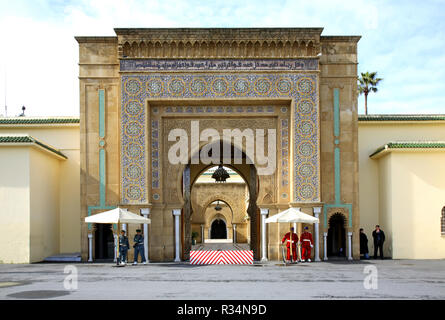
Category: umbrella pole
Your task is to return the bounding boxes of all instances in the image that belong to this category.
[289,223,293,264]
[116,223,120,266]
[298,223,302,262]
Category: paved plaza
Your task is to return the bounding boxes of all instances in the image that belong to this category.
[0,259,444,300]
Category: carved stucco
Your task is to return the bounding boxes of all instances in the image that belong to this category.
[161,118,279,207]
[327,207,350,228]
[116,28,322,59]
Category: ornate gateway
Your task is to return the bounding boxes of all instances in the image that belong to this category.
[77,28,361,262]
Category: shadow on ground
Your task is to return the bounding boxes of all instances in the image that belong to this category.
[7,290,71,299]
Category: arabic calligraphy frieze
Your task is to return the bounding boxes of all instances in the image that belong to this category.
[120,59,318,72]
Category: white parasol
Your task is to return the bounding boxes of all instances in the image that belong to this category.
[85,207,150,265]
[265,207,319,263]
[85,207,151,224]
[265,207,319,224]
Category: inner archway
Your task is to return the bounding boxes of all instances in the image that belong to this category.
[182,140,259,260]
[204,199,234,241]
[211,219,227,239]
[327,213,346,258]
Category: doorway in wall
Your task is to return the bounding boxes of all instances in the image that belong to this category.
[210,218,227,239]
[327,213,346,258]
[94,223,114,261]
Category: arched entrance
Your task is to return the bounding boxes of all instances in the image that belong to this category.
[182,140,259,260]
[202,199,234,242]
[94,223,114,261]
[327,213,346,258]
[210,219,227,239]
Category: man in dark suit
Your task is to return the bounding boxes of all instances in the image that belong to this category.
[372,225,385,259]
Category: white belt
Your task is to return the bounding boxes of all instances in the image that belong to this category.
[303,239,311,242]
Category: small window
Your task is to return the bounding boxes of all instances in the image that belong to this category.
[442,207,445,236]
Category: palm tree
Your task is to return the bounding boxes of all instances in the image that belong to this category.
[358,72,383,115]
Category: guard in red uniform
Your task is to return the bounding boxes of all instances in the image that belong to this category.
[300,226,313,262]
[281,227,298,262]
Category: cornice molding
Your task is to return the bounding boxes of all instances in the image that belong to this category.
[115,28,325,59]
[370,141,445,159]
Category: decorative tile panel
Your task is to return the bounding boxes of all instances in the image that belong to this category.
[281,118,289,188]
[151,120,160,191]
[160,105,275,114]
[120,72,319,204]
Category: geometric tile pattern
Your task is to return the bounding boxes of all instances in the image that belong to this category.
[162,105,276,114]
[151,120,159,190]
[280,117,289,189]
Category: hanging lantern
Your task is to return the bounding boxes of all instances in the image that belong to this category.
[211,164,230,183]
[214,201,222,211]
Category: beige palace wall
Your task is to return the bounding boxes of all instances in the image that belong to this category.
[377,153,393,257]
[0,123,81,262]
[29,148,61,262]
[380,152,445,259]
[58,148,81,253]
[0,147,30,263]
[359,120,445,259]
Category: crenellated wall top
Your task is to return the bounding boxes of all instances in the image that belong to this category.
[114,28,325,59]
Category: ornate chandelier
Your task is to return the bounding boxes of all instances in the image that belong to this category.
[211,164,230,183]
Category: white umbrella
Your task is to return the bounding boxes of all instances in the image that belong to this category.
[265,207,319,224]
[265,207,319,263]
[85,207,151,224]
[85,207,150,265]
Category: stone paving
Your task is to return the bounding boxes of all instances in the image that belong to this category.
[0,259,444,300]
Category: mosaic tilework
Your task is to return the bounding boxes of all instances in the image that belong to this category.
[161,105,275,114]
[121,73,319,204]
[121,91,147,204]
[151,120,160,190]
[281,118,289,188]
[122,74,317,99]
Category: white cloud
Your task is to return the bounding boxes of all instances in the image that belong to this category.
[0,15,78,116]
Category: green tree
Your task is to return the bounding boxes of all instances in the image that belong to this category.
[358,72,383,115]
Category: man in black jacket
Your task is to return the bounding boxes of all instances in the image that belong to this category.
[372,225,385,259]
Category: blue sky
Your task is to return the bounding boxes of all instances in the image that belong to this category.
[0,0,444,116]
